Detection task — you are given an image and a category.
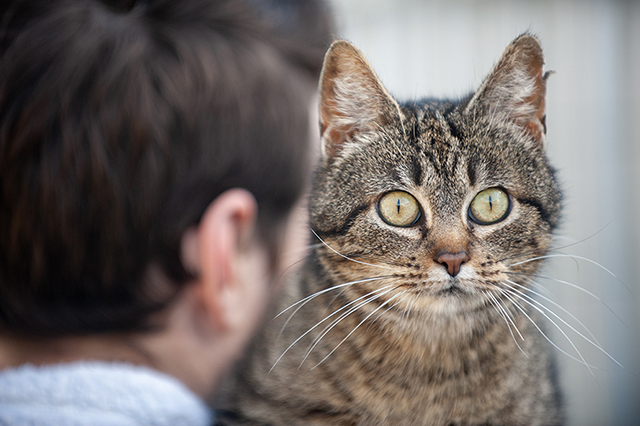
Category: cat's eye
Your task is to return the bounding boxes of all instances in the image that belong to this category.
[378,191,421,227]
[469,188,510,225]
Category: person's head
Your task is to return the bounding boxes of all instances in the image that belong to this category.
[0,0,332,393]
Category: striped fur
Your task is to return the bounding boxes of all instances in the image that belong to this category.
[216,34,564,426]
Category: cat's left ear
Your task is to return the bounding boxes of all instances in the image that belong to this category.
[319,40,403,159]
[465,34,552,148]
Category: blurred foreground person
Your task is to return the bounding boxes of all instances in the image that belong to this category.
[0,0,332,424]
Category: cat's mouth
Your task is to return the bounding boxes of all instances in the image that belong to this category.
[435,280,466,297]
[439,285,462,296]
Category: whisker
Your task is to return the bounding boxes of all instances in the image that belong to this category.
[504,280,623,369]
[277,276,392,340]
[311,229,394,270]
[497,225,612,265]
[549,223,610,250]
[275,276,392,319]
[499,250,579,271]
[272,253,315,290]
[366,292,410,332]
[498,285,598,374]
[484,290,528,358]
[403,292,419,326]
[269,283,395,372]
[311,291,409,370]
[508,254,625,287]
[486,290,525,342]
[300,286,399,369]
[523,279,556,300]
[505,271,602,302]
[504,279,602,346]
[306,284,396,350]
[507,272,627,327]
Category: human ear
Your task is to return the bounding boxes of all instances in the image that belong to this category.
[180,188,259,332]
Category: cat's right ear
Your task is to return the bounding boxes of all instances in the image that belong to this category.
[465,34,551,149]
[319,40,402,159]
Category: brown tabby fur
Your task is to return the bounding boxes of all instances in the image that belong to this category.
[216,34,564,426]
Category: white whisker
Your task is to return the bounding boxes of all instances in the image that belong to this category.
[275,276,392,319]
[311,291,409,370]
[510,272,626,327]
[366,292,410,332]
[487,290,525,341]
[484,290,528,358]
[504,280,622,369]
[403,292,419,326]
[549,224,611,251]
[508,254,630,295]
[506,278,602,346]
[311,229,394,270]
[307,284,396,351]
[300,286,398,369]
[506,271,602,302]
[501,286,596,378]
[499,285,597,376]
[269,283,394,373]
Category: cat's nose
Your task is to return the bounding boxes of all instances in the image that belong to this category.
[436,251,469,277]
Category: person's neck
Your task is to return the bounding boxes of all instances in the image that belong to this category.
[0,285,235,399]
[0,332,152,371]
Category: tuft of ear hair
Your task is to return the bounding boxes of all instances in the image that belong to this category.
[465,34,551,148]
[318,40,403,159]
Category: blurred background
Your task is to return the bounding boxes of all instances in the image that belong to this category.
[327,0,640,424]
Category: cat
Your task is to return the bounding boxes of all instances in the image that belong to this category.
[216,34,564,426]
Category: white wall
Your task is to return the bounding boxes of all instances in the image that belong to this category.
[328,1,640,424]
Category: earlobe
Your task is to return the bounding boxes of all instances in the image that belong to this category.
[186,189,258,332]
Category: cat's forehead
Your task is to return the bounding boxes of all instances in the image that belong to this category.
[388,102,528,191]
[379,103,475,190]
[408,106,464,167]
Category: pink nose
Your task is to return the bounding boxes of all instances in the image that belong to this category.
[437,252,469,277]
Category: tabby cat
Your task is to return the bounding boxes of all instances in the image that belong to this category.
[217,34,564,426]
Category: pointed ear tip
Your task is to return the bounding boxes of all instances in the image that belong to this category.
[320,40,369,86]
[326,40,358,57]
[320,42,346,87]
[512,34,544,57]
[329,39,357,49]
[514,33,541,45]
[325,41,366,69]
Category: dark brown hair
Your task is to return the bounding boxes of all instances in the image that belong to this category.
[0,0,333,336]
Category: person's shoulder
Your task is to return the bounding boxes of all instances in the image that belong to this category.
[0,361,213,426]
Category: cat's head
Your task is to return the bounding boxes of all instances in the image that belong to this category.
[310,35,561,326]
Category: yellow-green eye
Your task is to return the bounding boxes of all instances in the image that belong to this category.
[378,191,421,227]
[469,188,510,224]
